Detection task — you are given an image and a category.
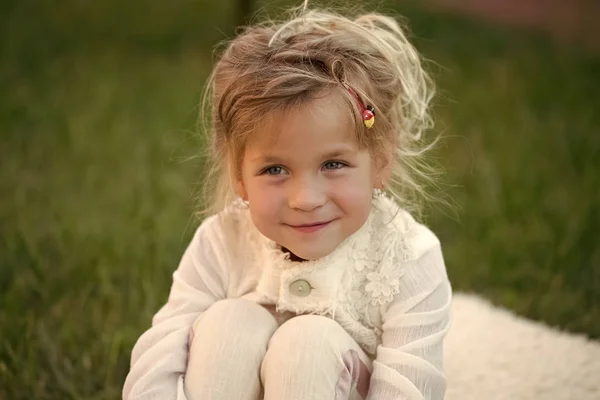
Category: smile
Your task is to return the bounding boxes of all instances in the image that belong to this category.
[286,220,335,233]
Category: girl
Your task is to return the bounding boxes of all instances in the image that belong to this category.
[123,5,451,400]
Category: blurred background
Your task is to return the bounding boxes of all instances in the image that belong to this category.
[1,0,599,398]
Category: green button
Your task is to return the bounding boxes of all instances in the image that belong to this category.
[289,279,311,297]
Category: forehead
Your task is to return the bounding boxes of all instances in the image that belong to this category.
[246,90,358,158]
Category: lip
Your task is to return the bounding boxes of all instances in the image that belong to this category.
[286,219,336,233]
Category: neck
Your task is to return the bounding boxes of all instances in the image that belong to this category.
[281,247,306,262]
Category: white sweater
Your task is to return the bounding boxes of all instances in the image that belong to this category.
[123,196,452,400]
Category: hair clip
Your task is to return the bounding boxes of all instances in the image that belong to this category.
[363,105,375,129]
[343,84,375,129]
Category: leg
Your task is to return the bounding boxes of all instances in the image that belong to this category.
[185,298,279,400]
[261,315,372,400]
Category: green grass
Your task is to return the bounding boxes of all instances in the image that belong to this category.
[1,1,599,398]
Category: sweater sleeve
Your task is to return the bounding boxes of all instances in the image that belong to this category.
[367,229,452,400]
[122,216,229,400]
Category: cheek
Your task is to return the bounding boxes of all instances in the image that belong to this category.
[246,182,284,223]
[330,177,373,214]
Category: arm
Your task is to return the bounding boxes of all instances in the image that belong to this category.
[367,232,452,400]
[122,216,228,400]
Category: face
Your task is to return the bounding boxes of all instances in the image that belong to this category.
[238,90,385,260]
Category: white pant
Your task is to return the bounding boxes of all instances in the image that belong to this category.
[185,298,372,400]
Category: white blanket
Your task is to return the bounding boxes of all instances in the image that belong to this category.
[445,293,600,400]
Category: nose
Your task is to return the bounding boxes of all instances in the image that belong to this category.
[287,176,327,211]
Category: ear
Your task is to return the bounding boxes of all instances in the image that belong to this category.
[228,155,248,201]
[374,170,391,189]
[373,154,393,189]
[235,179,248,201]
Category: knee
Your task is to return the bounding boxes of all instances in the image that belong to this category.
[267,315,344,356]
[198,298,273,323]
[192,298,278,342]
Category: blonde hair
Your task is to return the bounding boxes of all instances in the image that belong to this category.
[199,5,437,217]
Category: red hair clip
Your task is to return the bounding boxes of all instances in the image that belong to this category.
[344,84,375,129]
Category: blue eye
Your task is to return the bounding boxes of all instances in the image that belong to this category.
[323,161,345,170]
[264,166,284,175]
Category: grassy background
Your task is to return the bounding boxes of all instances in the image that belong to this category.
[1,0,599,398]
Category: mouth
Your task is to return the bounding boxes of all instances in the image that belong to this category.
[286,219,336,233]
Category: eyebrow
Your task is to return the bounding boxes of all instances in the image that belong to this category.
[250,146,356,164]
[321,149,354,159]
[251,155,285,164]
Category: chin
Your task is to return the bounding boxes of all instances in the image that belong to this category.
[289,246,335,261]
